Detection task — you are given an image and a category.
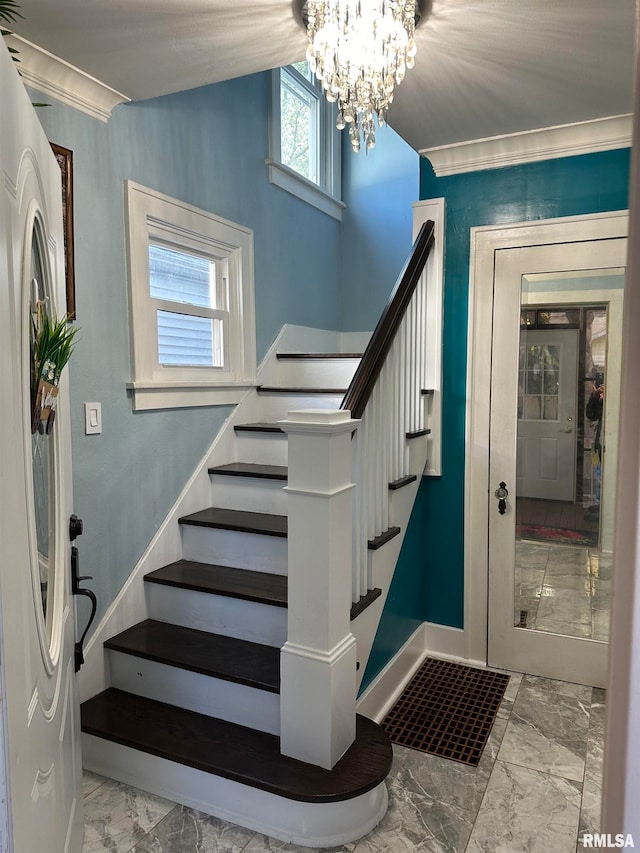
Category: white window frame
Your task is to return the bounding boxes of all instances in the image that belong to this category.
[125,181,256,410]
[266,65,345,221]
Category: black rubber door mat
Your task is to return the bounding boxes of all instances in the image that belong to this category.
[381,658,510,766]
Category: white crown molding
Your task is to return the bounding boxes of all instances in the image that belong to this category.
[4,34,130,122]
[421,114,633,177]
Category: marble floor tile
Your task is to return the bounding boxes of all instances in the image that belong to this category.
[497,676,590,782]
[515,544,550,570]
[131,804,257,852]
[83,770,107,799]
[546,545,590,566]
[243,834,354,852]
[83,778,176,853]
[534,587,592,638]
[592,603,610,642]
[578,689,607,847]
[465,761,582,853]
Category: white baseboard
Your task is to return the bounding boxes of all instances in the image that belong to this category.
[356,622,486,722]
[356,624,428,723]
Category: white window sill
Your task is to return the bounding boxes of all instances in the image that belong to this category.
[266,160,345,221]
[126,380,256,411]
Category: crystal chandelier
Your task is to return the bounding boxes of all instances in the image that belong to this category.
[301,0,423,152]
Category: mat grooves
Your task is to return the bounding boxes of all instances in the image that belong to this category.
[82,689,392,803]
[382,658,509,766]
[105,620,281,692]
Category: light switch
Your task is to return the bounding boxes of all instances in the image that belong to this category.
[84,402,102,435]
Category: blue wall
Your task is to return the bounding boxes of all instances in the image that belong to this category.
[33,74,344,628]
[361,148,631,690]
[339,127,419,329]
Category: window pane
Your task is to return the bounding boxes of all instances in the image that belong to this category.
[149,244,214,309]
[157,310,224,367]
[281,69,318,183]
[292,61,313,81]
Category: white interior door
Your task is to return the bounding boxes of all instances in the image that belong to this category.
[488,237,626,687]
[0,44,83,852]
[516,329,578,501]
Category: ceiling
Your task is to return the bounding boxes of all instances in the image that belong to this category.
[8,0,637,152]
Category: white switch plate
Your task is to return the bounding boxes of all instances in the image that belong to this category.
[84,402,102,435]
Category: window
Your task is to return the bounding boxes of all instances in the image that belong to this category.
[267,63,344,221]
[125,181,256,410]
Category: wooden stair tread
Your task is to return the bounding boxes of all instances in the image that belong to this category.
[406,428,431,439]
[368,526,401,550]
[81,689,392,804]
[389,474,417,491]
[146,561,380,621]
[234,422,285,434]
[145,560,288,607]
[258,386,347,394]
[209,462,288,481]
[105,620,280,693]
[179,507,288,538]
[276,352,363,360]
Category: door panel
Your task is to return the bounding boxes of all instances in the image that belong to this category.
[516,330,578,501]
[0,43,82,852]
[488,237,626,687]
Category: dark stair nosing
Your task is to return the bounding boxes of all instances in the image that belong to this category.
[81,689,392,804]
[389,474,417,491]
[276,352,363,360]
[350,588,382,620]
[105,620,280,693]
[209,462,288,481]
[234,422,285,434]
[406,428,432,439]
[145,560,288,608]
[368,527,401,550]
[258,386,348,395]
[179,507,287,538]
[421,388,435,396]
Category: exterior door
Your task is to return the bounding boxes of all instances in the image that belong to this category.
[0,44,83,852]
[516,329,579,501]
[488,237,626,687]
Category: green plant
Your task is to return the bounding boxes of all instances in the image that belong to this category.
[32,310,78,388]
[0,0,22,60]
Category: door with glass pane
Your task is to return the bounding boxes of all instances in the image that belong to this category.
[488,237,626,687]
[0,43,83,851]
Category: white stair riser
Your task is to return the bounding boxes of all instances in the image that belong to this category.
[147,583,287,646]
[181,524,288,574]
[108,652,280,736]
[234,433,288,465]
[211,475,288,514]
[82,735,388,848]
[256,394,346,421]
[275,360,360,389]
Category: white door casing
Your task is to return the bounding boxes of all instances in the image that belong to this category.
[464,210,628,673]
[0,43,83,853]
[487,238,625,686]
[516,328,579,502]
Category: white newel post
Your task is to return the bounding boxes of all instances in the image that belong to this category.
[279,409,360,770]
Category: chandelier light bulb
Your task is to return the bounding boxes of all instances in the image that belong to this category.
[303,0,421,152]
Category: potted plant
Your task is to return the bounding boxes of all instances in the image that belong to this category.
[31,307,78,434]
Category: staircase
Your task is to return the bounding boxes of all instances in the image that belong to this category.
[80,352,393,848]
[80,220,437,846]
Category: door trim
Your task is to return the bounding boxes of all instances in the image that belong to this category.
[464,210,628,666]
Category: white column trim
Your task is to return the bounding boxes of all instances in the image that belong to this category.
[3,34,130,122]
[421,114,632,177]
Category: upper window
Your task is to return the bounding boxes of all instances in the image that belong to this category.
[267,63,344,221]
[125,181,256,410]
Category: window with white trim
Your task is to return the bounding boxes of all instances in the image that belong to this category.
[125,181,256,411]
[267,62,344,221]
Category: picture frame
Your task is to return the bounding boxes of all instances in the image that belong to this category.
[50,143,76,320]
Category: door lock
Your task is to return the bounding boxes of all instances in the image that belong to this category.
[494,481,509,515]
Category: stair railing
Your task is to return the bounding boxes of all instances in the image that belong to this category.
[278,221,435,771]
[340,219,436,604]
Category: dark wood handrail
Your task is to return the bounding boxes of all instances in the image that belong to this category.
[340,220,436,419]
